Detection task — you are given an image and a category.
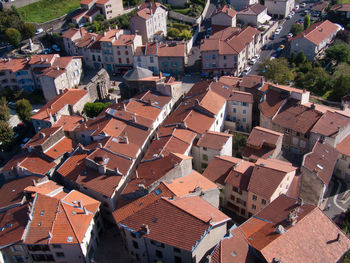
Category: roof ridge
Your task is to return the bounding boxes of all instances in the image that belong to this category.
[60,201,81,243]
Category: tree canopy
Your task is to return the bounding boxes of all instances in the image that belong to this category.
[326,43,350,64]
[304,15,310,30]
[0,121,14,150]
[83,102,109,118]
[15,99,32,123]
[5,28,21,47]
[258,58,294,84]
[290,23,304,37]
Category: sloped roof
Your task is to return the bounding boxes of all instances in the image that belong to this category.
[303,141,339,186]
[273,100,323,134]
[240,194,350,263]
[238,3,266,15]
[246,126,283,148]
[119,196,230,251]
[311,111,350,138]
[212,5,237,18]
[123,67,153,81]
[336,134,350,156]
[196,131,232,150]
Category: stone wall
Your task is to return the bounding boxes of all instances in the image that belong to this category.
[83,68,111,101]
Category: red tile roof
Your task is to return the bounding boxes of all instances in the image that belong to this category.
[241,195,350,263]
[0,204,29,247]
[24,126,62,149]
[52,115,83,132]
[202,155,243,185]
[238,3,266,15]
[213,5,237,18]
[210,227,255,263]
[196,131,232,150]
[272,100,323,134]
[311,1,329,12]
[224,160,254,191]
[0,176,40,209]
[311,111,350,138]
[0,58,27,72]
[336,134,350,156]
[134,2,166,20]
[162,171,217,196]
[158,43,186,57]
[330,3,350,12]
[245,126,283,148]
[292,20,340,46]
[1,153,55,176]
[247,164,289,199]
[31,89,88,121]
[44,137,74,160]
[259,88,287,118]
[119,196,230,251]
[303,141,339,186]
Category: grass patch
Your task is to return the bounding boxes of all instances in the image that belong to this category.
[18,0,81,23]
[338,0,350,3]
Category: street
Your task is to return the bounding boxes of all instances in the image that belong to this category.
[250,3,313,75]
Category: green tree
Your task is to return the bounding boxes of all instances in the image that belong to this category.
[295,67,333,95]
[83,102,108,118]
[5,28,21,47]
[21,23,36,39]
[331,74,350,101]
[333,63,350,78]
[290,23,304,37]
[168,28,180,39]
[258,58,294,84]
[0,121,14,150]
[92,21,101,33]
[180,29,192,40]
[15,99,32,123]
[0,97,10,122]
[327,43,350,63]
[295,51,307,65]
[304,15,311,30]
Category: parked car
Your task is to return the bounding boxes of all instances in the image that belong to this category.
[297,18,303,23]
[35,28,44,35]
[301,2,306,7]
[275,29,281,35]
[249,58,257,65]
[287,14,292,19]
[287,33,294,39]
[42,48,52,54]
[8,101,15,109]
[277,25,283,31]
[295,4,299,10]
[242,66,251,76]
[254,54,260,60]
[52,44,60,52]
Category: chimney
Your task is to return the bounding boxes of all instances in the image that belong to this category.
[131,116,136,122]
[83,206,88,215]
[194,98,200,106]
[296,197,303,206]
[40,57,44,62]
[140,224,150,234]
[135,170,138,178]
[45,58,48,62]
[56,66,59,70]
[39,132,45,139]
[287,209,298,225]
[114,167,120,175]
[103,32,106,37]
[115,33,118,40]
[311,102,315,109]
[275,225,286,234]
[98,165,106,174]
[125,135,129,144]
[98,143,102,148]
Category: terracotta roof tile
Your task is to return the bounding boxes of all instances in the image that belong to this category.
[241,195,350,263]
[158,43,186,57]
[213,5,237,18]
[31,89,88,121]
[24,126,62,149]
[162,170,217,196]
[292,20,340,46]
[303,141,338,186]
[245,126,283,148]
[224,161,254,191]
[336,134,350,156]
[202,156,243,185]
[311,111,350,137]
[238,3,266,15]
[133,2,166,20]
[119,196,229,251]
[0,204,29,247]
[52,115,83,132]
[330,3,350,12]
[259,88,287,118]
[0,176,40,209]
[44,137,74,160]
[0,58,27,72]
[196,131,232,150]
[272,100,323,134]
[311,1,328,12]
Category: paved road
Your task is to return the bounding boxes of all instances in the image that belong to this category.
[250,3,313,75]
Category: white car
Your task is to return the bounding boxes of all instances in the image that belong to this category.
[242,67,251,76]
[35,28,44,35]
[290,11,295,16]
[295,4,299,10]
[287,33,293,38]
[254,54,260,60]
[301,3,306,8]
[275,29,281,35]
[277,26,283,31]
[249,58,257,65]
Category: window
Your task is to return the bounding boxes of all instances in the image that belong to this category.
[52,244,62,249]
[203,147,207,151]
[126,58,130,64]
[56,252,65,258]
[201,163,208,169]
[223,55,226,60]
[118,58,122,64]
[205,63,209,68]
[137,56,141,62]
[174,247,181,253]
[12,255,25,263]
[125,50,129,55]
[252,204,256,210]
[110,57,113,62]
[205,54,209,60]
[150,56,154,63]
[261,199,266,205]
[242,102,247,106]
[232,116,236,121]
[156,250,163,258]
[175,256,182,263]
[212,54,216,59]
[230,195,235,201]
[202,154,208,161]
[243,118,246,123]
[252,195,257,201]
[132,241,139,249]
[117,51,121,55]
[105,56,108,62]
[233,108,236,113]
[243,109,246,114]
[236,198,246,206]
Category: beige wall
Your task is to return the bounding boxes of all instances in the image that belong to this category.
[226,101,252,132]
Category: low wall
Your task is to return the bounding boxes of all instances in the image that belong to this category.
[169,0,210,26]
